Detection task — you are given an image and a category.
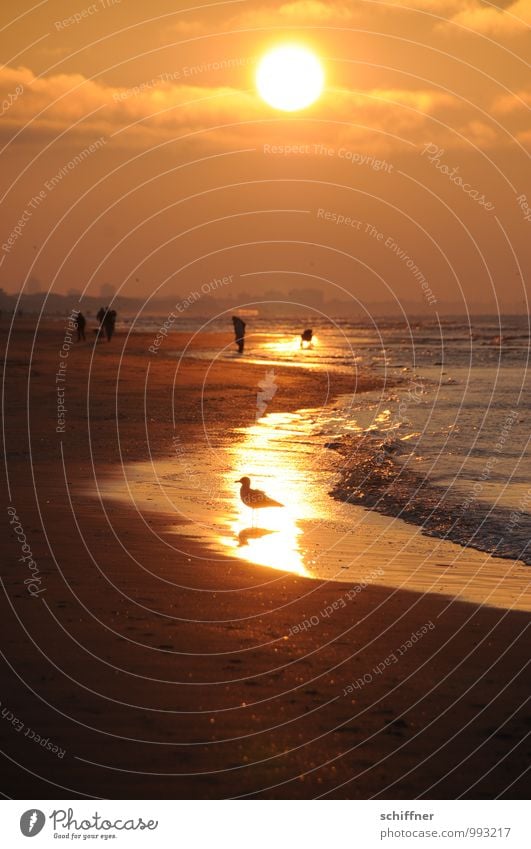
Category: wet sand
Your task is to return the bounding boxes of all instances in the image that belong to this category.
[103,414,529,612]
[1,318,529,799]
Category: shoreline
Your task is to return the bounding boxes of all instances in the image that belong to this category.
[1,320,529,799]
[330,432,531,567]
[94,369,529,611]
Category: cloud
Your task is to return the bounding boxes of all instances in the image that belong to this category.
[171,19,207,36]
[374,0,531,34]
[0,64,514,154]
[321,87,476,149]
[165,0,531,49]
[456,118,500,146]
[169,0,513,35]
[444,0,531,35]
[325,87,457,136]
[516,127,531,144]
[0,65,258,144]
[273,1,356,22]
[493,87,531,113]
[169,0,360,36]
[378,0,462,9]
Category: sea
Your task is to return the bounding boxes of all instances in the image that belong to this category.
[102,314,530,608]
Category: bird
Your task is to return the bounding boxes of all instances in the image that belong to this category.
[238,527,275,547]
[236,476,284,525]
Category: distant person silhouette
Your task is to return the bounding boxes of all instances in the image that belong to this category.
[76,311,86,341]
[232,315,246,354]
[103,308,116,342]
[95,306,116,342]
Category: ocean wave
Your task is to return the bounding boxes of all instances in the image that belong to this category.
[329,433,530,566]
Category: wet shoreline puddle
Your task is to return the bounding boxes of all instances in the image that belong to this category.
[97,403,530,612]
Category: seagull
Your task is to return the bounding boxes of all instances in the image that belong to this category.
[236,476,284,525]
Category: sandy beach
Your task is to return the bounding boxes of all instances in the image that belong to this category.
[1,319,529,799]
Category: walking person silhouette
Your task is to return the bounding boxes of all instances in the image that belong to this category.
[76,311,86,341]
[232,315,246,354]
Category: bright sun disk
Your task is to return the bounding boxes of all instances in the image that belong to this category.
[256,45,324,112]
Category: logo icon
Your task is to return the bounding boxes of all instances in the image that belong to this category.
[20,810,45,837]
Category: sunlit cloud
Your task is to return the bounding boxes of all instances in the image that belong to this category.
[168,0,523,36]
[265,0,357,23]
[0,63,518,154]
[444,0,531,35]
[0,65,258,144]
[493,87,531,114]
[169,0,361,33]
[170,18,210,36]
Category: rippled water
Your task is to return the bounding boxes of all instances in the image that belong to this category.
[96,315,530,605]
[99,401,529,610]
[160,315,530,564]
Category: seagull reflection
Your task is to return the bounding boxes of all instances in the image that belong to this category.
[237,527,277,547]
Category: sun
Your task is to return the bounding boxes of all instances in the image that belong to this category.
[256,45,324,112]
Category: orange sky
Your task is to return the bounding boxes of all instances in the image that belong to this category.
[0,0,529,312]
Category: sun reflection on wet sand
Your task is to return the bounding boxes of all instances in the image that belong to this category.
[260,334,319,356]
[95,399,530,610]
[219,414,322,577]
